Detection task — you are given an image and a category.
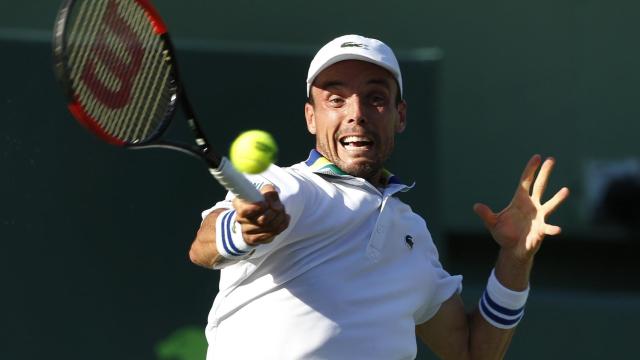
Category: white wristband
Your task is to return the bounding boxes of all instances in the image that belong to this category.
[215,209,255,259]
[478,269,529,329]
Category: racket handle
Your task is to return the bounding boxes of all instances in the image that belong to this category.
[209,157,264,202]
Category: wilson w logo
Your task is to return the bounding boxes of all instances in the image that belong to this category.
[80,0,144,109]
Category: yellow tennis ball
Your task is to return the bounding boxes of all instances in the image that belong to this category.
[230,130,277,174]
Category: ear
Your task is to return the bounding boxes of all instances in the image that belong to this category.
[305,102,316,134]
[395,100,407,133]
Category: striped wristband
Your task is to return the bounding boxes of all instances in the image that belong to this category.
[478,269,529,329]
[215,209,255,259]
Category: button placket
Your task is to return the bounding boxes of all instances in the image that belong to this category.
[367,195,390,261]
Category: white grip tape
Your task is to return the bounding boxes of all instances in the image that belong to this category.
[209,157,263,202]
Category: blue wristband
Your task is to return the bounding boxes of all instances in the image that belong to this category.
[215,209,255,259]
[478,269,529,329]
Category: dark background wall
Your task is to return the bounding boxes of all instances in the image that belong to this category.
[1,0,639,359]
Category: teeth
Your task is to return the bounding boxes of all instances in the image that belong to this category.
[341,135,372,150]
[341,136,371,143]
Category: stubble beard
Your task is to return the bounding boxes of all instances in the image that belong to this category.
[315,141,392,183]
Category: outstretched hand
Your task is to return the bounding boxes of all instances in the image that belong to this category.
[473,155,570,263]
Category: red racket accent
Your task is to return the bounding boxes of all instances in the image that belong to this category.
[136,0,168,34]
[53,0,265,202]
[68,100,126,146]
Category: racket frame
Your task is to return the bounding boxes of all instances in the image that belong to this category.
[52,0,262,201]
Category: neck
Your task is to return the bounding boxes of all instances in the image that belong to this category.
[366,171,386,188]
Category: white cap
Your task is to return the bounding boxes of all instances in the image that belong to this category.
[306,34,403,98]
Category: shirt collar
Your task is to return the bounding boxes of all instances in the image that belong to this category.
[304,149,406,187]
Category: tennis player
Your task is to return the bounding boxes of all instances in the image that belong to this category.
[189,34,569,359]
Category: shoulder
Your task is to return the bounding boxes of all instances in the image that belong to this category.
[243,162,330,216]
[245,162,315,196]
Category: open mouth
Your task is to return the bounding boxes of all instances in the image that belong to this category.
[339,135,374,150]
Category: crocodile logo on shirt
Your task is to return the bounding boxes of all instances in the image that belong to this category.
[405,235,414,249]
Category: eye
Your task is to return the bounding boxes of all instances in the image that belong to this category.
[369,93,388,106]
[328,96,345,107]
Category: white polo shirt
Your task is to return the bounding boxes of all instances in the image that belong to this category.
[203,150,462,360]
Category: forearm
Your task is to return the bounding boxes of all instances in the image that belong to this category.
[468,251,533,359]
[189,208,226,269]
[467,308,515,360]
[494,249,533,291]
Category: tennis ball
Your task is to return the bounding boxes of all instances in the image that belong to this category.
[230,130,277,174]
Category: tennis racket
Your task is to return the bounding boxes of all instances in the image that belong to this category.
[52,0,263,202]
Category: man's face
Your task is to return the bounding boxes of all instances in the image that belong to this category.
[305,60,407,185]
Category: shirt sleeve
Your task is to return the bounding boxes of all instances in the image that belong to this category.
[414,230,463,325]
[200,164,308,269]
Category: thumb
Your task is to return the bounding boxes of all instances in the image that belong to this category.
[261,184,283,211]
[473,203,496,229]
[260,183,277,195]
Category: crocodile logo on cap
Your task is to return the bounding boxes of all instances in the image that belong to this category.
[341,42,369,50]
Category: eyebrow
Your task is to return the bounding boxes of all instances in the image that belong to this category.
[316,80,345,91]
[366,78,393,89]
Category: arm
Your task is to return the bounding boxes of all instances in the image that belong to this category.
[416,292,517,360]
[416,258,526,360]
[417,155,570,359]
[189,184,290,269]
[189,207,226,269]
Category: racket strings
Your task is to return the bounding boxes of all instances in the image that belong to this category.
[107,4,152,138]
[117,10,170,141]
[75,1,129,129]
[66,0,174,144]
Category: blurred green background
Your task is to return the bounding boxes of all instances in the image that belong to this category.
[1,0,639,359]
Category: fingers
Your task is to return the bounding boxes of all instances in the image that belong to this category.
[232,184,278,220]
[232,198,267,223]
[542,186,570,215]
[531,157,556,202]
[473,203,497,229]
[545,224,562,236]
[262,185,284,213]
[243,210,290,245]
[245,210,290,236]
[519,154,542,194]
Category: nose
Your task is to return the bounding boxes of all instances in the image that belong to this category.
[346,96,366,125]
